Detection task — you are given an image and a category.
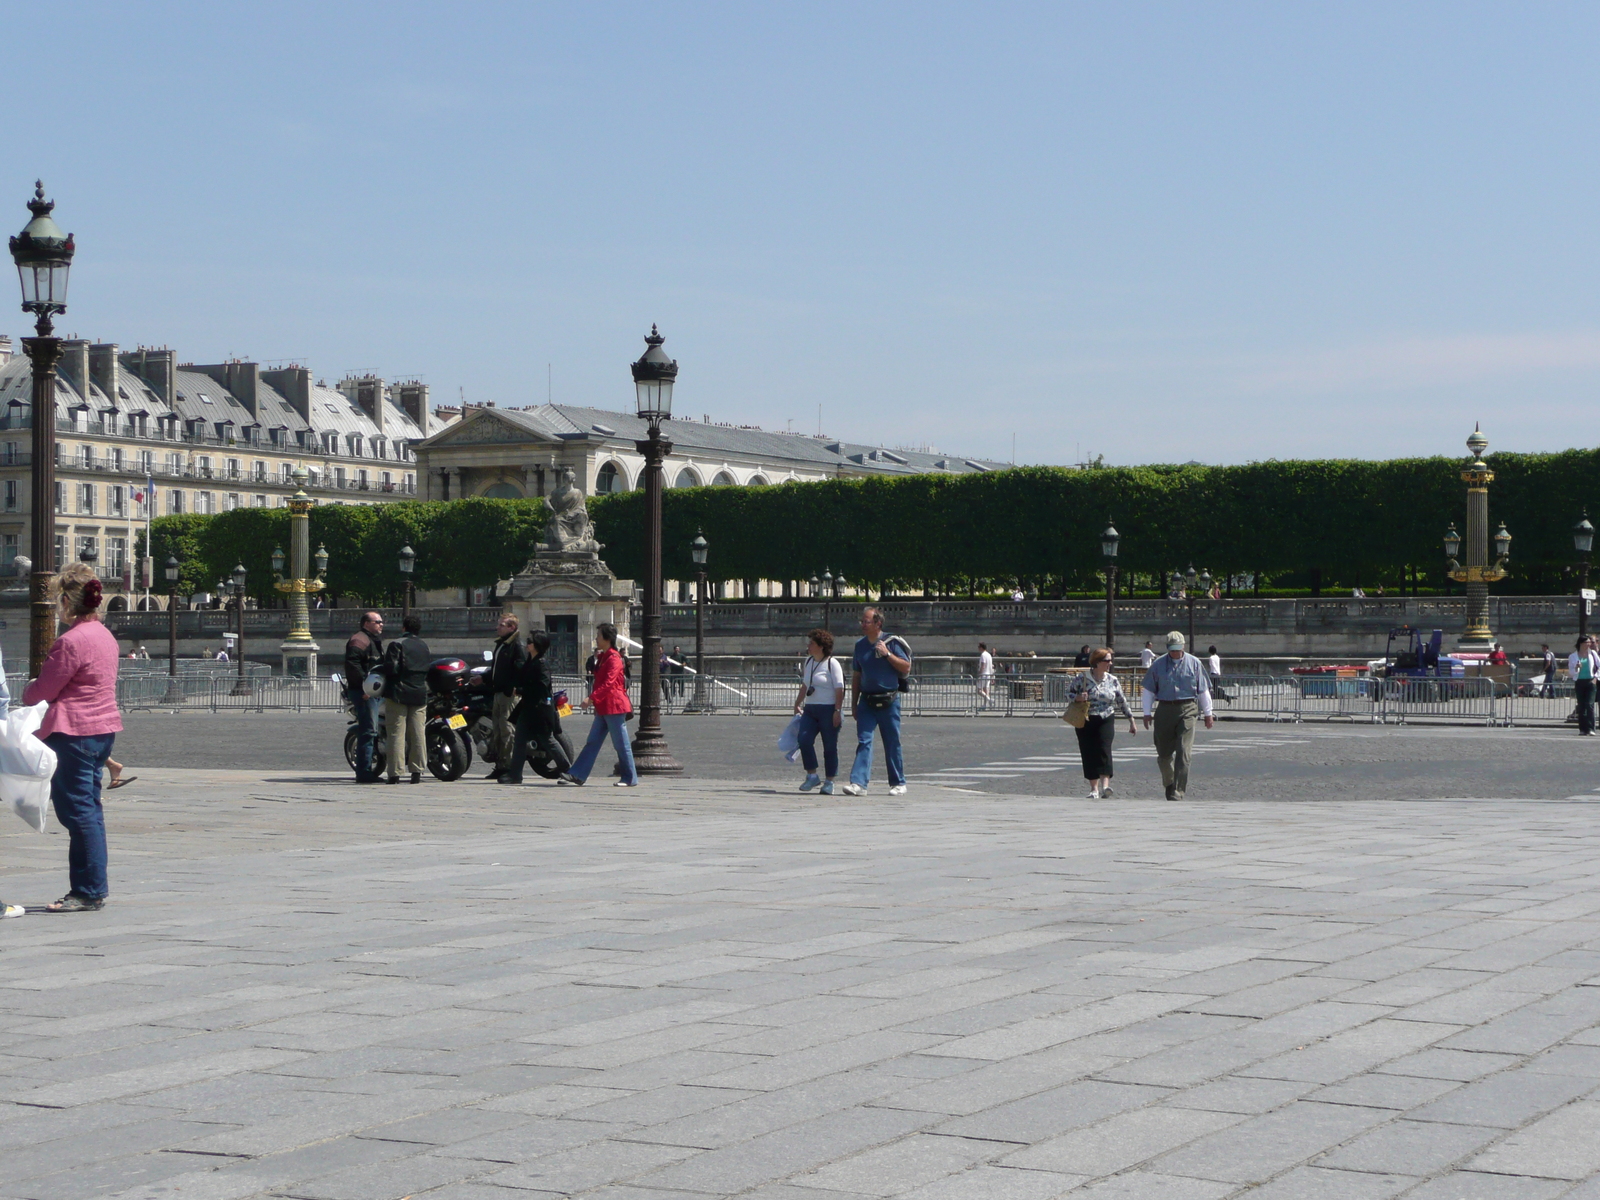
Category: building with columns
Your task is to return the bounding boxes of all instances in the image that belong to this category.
[415,402,1008,502]
[0,333,432,606]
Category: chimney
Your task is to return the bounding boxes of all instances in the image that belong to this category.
[60,340,91,400]
[89,343,120,405]
[121,347,177,407]
[396,381,429,431]
[261,366,312,423]
[192,361,260,418]
[353,376,384,435]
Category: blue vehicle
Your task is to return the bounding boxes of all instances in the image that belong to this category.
[1381,626,1465,678]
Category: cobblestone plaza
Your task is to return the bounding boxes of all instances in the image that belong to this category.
[5,721,1600,1198]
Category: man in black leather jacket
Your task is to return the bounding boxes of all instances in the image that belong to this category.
[485,614,526,780]
[500,630,573,785]
[382,614,431,784]
[344,611,385,783]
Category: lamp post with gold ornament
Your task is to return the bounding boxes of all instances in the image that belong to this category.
[272,468,328,678]
[1442,425,1511,651]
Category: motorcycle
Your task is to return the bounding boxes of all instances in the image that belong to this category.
[457,664,576,779]
[341,657,475,781]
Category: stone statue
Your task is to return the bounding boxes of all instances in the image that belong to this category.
[541,467,601,555]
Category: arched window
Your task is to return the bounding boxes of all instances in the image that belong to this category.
[711,471,736,487]
[595,461,624,494]
[481,482,522,499]
[673,468,700,488]
[748,474,770,486]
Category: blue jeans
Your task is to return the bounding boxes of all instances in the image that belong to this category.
[352,693,382,780]
[798,703,840,777]
[570,713,638,784]
[851,696,904,787]
[46,731,115,900]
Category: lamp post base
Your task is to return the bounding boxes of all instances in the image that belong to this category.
[627,727,684,776]
[159,678,186,707]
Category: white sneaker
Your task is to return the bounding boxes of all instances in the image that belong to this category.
[888,785,907,796]
[1,903,23,919]
[614,780,637,788]
[1088,788,1100,799]
[841,783,866,796]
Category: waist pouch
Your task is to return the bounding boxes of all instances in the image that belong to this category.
[861,692,896,711]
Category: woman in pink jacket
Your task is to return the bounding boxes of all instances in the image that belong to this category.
[563,622,638,787]
[24,563,121,912]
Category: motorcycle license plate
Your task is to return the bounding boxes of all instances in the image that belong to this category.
[447,714,467,730]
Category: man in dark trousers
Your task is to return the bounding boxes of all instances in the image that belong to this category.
[485,613,526,780]
[343,611,385,783]
[383,614,432,784]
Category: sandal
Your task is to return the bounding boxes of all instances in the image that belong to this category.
[108,776,137,791]
[45,894,105,913]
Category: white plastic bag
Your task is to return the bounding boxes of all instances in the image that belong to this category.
[777,714,805,763]
[0,702,56,833]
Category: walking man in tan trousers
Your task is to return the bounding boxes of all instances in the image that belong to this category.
[1140,630,1214,801]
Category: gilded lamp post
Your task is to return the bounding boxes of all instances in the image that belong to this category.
[1443,425,1511,650]
[272,468,328,677]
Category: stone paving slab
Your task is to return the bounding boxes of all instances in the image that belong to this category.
[6,768,1600,1195]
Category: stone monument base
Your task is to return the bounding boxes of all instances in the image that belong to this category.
[505,551,633,676]
[280,640,321,679]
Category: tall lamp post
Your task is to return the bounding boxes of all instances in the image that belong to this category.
[690,529,708,712]
[161,555,184,705]
[9,182,74,678]
[271,468,328,677]
[1442,426,1512,650]
[399,544,415,619]
[1576,512,1594,642]
[1101,518,1120,650]
[822,568,834,633]
[628,325,682,774]
[229,563,250,695]
[1184,564,1198,650]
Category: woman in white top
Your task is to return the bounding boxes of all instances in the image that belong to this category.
[793,628,845,793]
[1205,645,1231,702]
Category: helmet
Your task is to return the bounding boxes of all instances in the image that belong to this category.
[361,671,384,699]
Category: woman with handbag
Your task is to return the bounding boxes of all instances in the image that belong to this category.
[564,623,638,787]
[1064,647,1136,799]
[792,629,844,794]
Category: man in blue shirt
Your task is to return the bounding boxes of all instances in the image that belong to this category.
[1140,630,1214,801]
[843,607,912,796]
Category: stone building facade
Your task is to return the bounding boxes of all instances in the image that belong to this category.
[0,334,431,606]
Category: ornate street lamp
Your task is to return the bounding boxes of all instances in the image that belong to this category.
[161,555,184,705]
[9,182,74,677]
[398,543,416,619]
[1576,512,1595,641]
[627,325,682,773]
[1442,427,1510,649]
[1100,518,1120,650]
[272,469,328,678]
[688,529,709,712]
[1185,564,1199,651]
[229,562,250,695]
[822,568,834,633]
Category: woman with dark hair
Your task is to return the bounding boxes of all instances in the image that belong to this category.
[500,629,574,785]
[1065,647,1136,799]
[792,628,844,794]
[565,623,638,786]
[24,563,121,912]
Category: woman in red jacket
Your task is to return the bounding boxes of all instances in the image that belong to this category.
[563,623,638,786]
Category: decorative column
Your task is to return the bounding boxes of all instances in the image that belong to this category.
[274,468,326,677]
[1445,426,1510,650]
[25,335,59,677]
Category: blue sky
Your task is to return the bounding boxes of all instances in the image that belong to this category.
[6,2,1599,465]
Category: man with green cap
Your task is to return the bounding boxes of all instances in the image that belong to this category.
[1140,630,1214,801]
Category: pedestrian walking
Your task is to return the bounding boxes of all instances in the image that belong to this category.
[1571,636,1599,736]
[793,629,844,794]
[1139,640,1156,670]
[1541,643,1557,699]
[976,642,994,710]
[343,611,385,783]
[1140,631,1214,801]
[842,607,912,797]
[382,614,430,784]
[1205,645,1232,702]
[499,630,574,785]
[565,623,638,787]
[659,646,674,706]
[1488,643,1509,665]
[23,564,121,912]
[1066,647,1136,799]
[1074,644,1092,667]
[484,613,525,780]
[670,645,687,700]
